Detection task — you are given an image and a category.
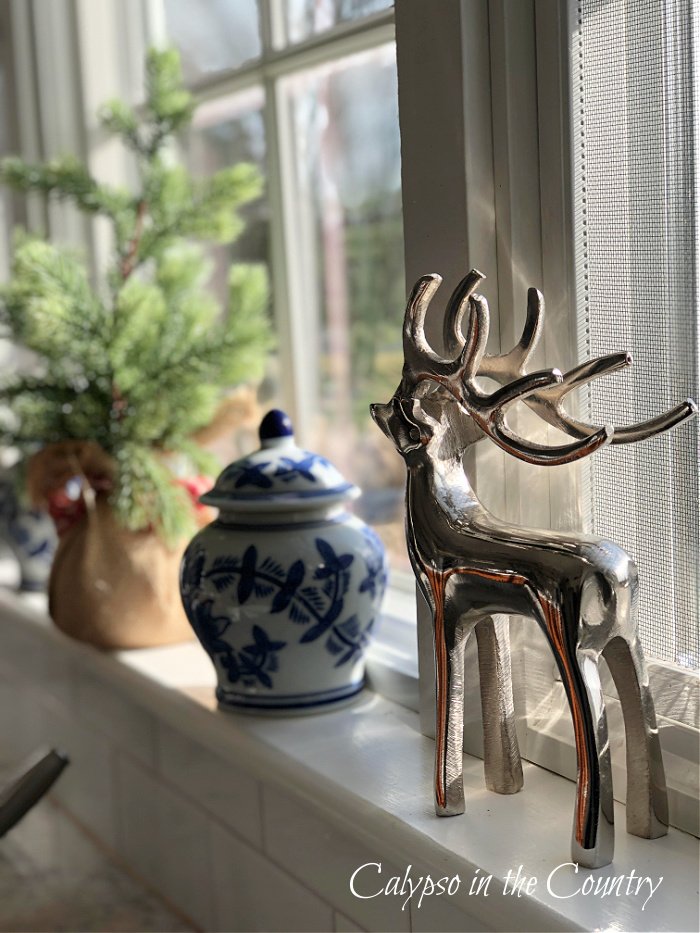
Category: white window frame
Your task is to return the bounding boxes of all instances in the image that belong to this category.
[2,0,697,838]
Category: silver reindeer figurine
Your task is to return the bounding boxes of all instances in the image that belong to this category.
[370,269,697,869]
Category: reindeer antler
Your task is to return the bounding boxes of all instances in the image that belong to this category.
[470,279,698,443]
[400,272,613,466]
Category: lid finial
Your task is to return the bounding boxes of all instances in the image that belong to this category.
[259,409,294,446]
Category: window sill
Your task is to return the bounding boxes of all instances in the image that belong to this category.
[370,585,700,840]
[0,587,697,932]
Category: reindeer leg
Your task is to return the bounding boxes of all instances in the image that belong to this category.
[475,615,523,794]
[570,650,615,868]
[428,572,468,816]
[538,598,615,868]
[602,635,668,838]
[434,611,469,816]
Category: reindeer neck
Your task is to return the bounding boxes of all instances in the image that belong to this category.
[408,449,482,521]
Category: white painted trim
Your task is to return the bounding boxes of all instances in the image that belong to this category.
[263,72,318,438]
[29,0,92,252]
[7,0,46,233]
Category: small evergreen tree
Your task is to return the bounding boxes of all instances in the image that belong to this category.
[0,48,271,544]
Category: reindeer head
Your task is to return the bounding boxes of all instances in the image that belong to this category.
[371,269,697,467]
[371,385,483,465]
[371,271,491,465]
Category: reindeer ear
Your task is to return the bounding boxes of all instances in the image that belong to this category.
[389,398,424,437]
[408,398,439,435]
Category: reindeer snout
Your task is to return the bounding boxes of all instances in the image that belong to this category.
[370,402,388,425]
[369,401,394,439]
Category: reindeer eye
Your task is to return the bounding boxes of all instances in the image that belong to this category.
[409,428,420,441]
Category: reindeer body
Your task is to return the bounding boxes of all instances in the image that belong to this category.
[371,270,694,869]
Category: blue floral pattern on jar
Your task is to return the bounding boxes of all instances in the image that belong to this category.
[181,531,385,692]
[0,476,56,591]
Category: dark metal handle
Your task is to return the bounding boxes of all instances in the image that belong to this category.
[0,748,70,837]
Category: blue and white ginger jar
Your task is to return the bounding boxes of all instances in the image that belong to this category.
[180,410,388,713]
[0,472,56,592]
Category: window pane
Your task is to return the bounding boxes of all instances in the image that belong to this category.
[280,44,408,572]
[185,88,277,457]
[187,89,269,274]
[164,0,261,84]
[283,0,393,45]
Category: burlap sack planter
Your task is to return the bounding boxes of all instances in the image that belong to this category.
[48,496,191,649]
[28,441,193,650]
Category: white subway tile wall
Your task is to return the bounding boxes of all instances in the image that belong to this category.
[76,670,158,767]
[1,593,696,933]
[0,611,429,932]
[156,721,264,848]
[210,822,335,932]
[116,755,216,930]
[262,787,410,932]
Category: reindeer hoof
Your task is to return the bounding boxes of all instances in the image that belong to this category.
[571,818,615,869]
[435,800,465,817]
[434,780,466,816]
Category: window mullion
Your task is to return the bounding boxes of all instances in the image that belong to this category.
[263,0,286,51]
[534,0,582,534]
[141,0,167,47]
[73,0,144,279]
[262,74,319,443]
[184,19,395,101]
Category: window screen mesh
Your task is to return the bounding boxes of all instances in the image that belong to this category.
[573,0,699,669]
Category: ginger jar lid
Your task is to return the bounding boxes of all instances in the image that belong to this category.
[200,409,359,513]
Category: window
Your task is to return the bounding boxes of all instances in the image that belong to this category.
[1,0,696,835]
[281,0,393,46]
[159,0,409,571]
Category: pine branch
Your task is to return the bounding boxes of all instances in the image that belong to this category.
[0,155,132,221]
[0,237,109,367]
[145,48,194,136]
[137,163,262,261]
[120,199,147,280]
[170,437,221,477]
[111,442,196,546]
